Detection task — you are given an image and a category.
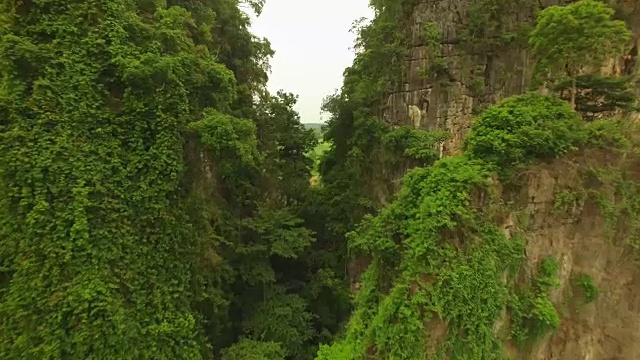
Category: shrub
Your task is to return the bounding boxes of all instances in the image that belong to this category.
[583,119,632,150]
[381,126,450,162]
[464,93,583,170]
[575,274,599,304]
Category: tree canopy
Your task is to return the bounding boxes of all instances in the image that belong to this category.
[530,0,631,108]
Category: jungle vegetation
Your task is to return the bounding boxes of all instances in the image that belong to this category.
[0,0,636,359]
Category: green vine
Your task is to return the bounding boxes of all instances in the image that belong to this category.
[508,257,561,347]
[418,21,448,79]
[585,164,640,251]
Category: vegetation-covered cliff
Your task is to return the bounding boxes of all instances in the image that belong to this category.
[315,0,640,358]
[318,93,640,359]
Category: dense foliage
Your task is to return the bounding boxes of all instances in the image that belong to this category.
[0,1,220,357]
[464,93,583,171]
[0,0,330,358]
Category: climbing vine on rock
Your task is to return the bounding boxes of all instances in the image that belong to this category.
[317,155,528,359]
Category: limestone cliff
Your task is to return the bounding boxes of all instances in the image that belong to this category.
[498,147,640,359]
[385,0,640,154]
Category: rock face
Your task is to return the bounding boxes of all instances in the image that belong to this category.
[384,0,640,154]
[503,151,640,359]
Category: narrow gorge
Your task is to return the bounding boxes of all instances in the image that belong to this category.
[1,0,640,359]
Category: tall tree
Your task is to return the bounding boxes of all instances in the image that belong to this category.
[530,0,631,109]
[552,73,637,120]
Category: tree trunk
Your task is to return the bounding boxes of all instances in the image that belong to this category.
[570,77,577,110]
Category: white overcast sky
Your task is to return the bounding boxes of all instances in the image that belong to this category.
[249,0,373,123]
